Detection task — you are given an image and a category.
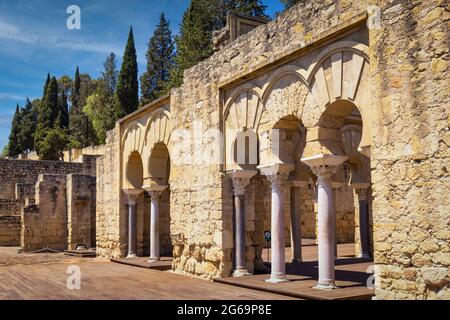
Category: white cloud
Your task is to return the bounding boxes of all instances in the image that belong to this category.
[0,20,122,54]
[0,93,24,100]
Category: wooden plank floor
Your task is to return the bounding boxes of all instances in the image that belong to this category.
[215,243,374,300]
[0,260,300,300]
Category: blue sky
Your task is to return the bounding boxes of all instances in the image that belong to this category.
[0,0,284,151]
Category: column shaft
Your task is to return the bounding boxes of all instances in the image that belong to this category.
[359,199,370,258]
[127,202,137,258]
[290,187,302,263]
[150,194,160,261]
[233,194,249,275]
[316,175,336,289]
[267,181,288,283]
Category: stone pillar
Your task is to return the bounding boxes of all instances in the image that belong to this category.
[228,170,257,277]
[331,182,343,259]
[302,154,347,290]
[352,183,371,259]
[258,164,295,283]
[123,189,143,258]
[291,181,308,263]
[143,185,169,262]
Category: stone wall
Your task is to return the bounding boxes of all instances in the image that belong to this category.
[67,174,96,250]
[21,175,68,252]
[96,127,124,259]
[369,0,449,300]
[0,216,21,246]
[0,199,20,217]
[0,156,96,199]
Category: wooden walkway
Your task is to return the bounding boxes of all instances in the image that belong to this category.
[215,243,374,300]
[111,256,173,271]
[0,260,299,300]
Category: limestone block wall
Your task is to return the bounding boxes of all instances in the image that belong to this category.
[0,216,21,246]
[369,0,449,299]
[21,175,68,252]
[0,157,96,199]
[67,174,96,250]
[0,199,20,217]
[96,127,124,259]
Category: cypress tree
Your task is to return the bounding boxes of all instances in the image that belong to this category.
[43,73,50,100]
[102,53,118,95]
[116,27,139,117]
[225,0,268,19]
[69,67,96,148]
[280,0,301,10]
[18,98,37,153]
[7,104,22,158]
[58,87,69,129]
[170,0,223,87]
[140,13,175,106]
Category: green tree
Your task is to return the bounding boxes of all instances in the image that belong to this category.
[140,13,175,106]
[102,53,118,95]
[170,0,223,87]
[224,0,268,19]
[69,67,96,148]
[279,0,301,10]
[116,27,139,117]
[18,98,37,153]
[83,80,119,144]
[36,127,67,161]
[7,104,22,158]
[58,88,69,129]
[35,76,65,160]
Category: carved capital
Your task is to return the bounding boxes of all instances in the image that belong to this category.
[143,184,169,199]
[351,183,370,201]
[227,170,257,196]
[123,188,143,206]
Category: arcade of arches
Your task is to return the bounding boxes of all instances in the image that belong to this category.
[96,0,449,300]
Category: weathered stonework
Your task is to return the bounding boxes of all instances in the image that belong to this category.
[94,0,449,299]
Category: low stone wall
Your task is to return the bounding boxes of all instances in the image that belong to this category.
[0,216,21,246]
[0,156,97,199]
[67,174,96,250]
[0,199,20,216]
[21,175,68,252]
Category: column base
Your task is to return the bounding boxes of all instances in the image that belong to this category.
[126,254,137,259]
[358,253,371,259]
[233,269,252,277]
[290,258,302,264]
[313,283,337,290]
[265,273,289,283]
[147,257,160,263]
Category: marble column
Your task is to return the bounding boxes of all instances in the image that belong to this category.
[228,170,257,277]
[123,189,143,258]
[291,181,308,263]
[143,185,168,262]
[302,154,347,290]
[331,182,343,259]
[258,164,295,283]
[352,183,371,259]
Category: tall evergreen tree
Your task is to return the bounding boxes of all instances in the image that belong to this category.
[18,98,37,153]
[116,27,139,117]
[280,0,301,10]
[140,13,175,106]
[224,0,268,19]
[69,67,96,148]
[7,104,22,158]
[102,53,118,95]
[58,88,69,129]
[43,73,50,100]
[170,0,223,87]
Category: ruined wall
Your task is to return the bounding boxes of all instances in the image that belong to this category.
[0,156,96,199]
[67,174,96,250]
[21,175,67,252]
[96,126,124,258]
[0,216,21,246]
[0,199,20,217]
[370,0,449,300]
